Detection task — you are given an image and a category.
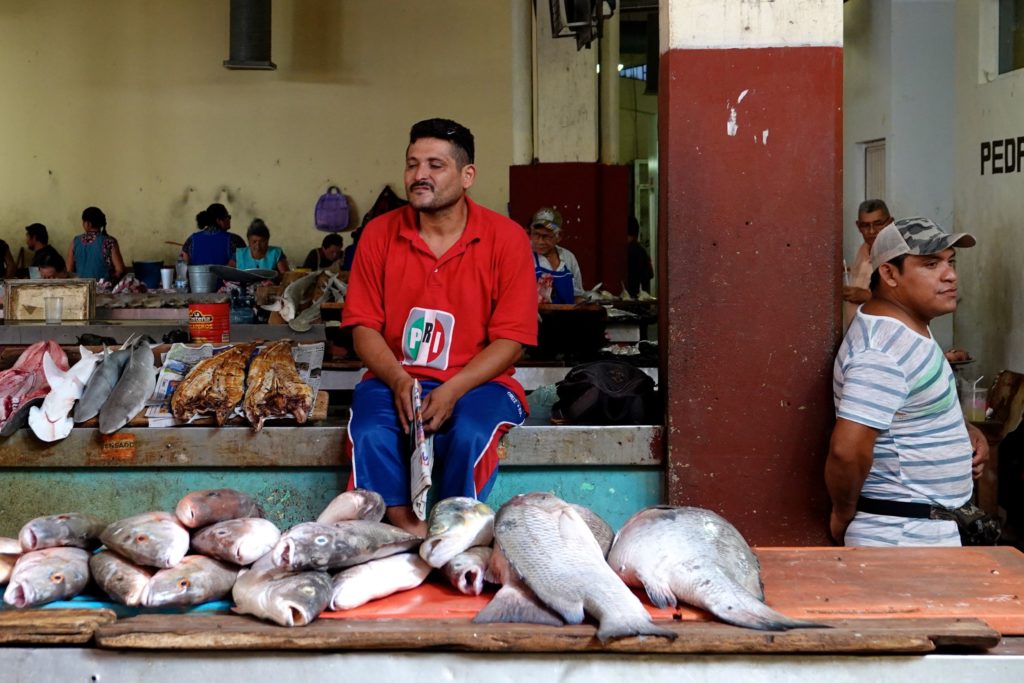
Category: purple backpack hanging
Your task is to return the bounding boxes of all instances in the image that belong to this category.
[315,186,350,232]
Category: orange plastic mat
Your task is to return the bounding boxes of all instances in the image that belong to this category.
[320,546,1024,635]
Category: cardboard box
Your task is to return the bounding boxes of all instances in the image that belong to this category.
[3,279,95,321]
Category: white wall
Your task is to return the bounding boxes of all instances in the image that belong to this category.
[953,0,1024,380]
[843,0,956,348]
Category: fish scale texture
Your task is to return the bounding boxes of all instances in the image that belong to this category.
[495,495,668,640]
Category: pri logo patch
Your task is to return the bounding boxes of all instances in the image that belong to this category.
[402,308,455,370]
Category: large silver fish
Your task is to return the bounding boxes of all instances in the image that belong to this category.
[328,553,431,611]
[74,345,133,423]
[99,342,157,434]
[232,553,331,627]
[175,488,264,529]
[100,512,190,568]
[488,493,675,642]
[191,518,281,565]
[18,512,106,551]
[419,497,494,569]
[316,489,386,525]
[89,550,153,606]
[608,506,824,631]
[142,555,238,607]
[272,521,420,572]
[474,539,563,627]
[3,547,90,607]
[441,546,493,596]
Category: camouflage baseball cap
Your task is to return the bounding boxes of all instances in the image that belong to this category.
[869,217,976,271]
[530,207,563,232]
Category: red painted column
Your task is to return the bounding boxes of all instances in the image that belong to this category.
[658,4,843,545]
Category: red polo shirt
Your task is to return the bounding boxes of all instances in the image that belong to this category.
[342,197,538,406]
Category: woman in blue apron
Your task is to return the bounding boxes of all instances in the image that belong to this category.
[67,206,125,282]
[529,207,583,305]
[230,218,289,274]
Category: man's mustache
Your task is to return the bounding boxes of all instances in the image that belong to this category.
[411,181,433,191]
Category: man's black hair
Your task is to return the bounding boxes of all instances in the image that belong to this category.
[81,206,107,230]
[869,254,908,291]
[195,210,209,229]
[409,118,475,167]
[627,215,640,238]
[858,198,890,217]
[25,223,49,245]
[321,233,343,249]
[36,248,66,273]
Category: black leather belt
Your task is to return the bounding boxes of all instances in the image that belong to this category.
[856,496,935,519]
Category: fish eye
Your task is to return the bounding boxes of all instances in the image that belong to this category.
[136,534,149,543]
[314,536,328,545]
[177,579,191,589]
[51,573,64,583]
[300,586,315,595]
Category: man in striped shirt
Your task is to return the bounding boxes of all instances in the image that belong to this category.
[827,217,989,546]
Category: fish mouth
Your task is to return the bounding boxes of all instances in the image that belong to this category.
[459,568,483,596]
[5,583,31,608]
[272,539,294,569]
[280,601,309,627]
[19,529,36,551]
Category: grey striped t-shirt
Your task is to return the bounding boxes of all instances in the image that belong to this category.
[833,309,973,546]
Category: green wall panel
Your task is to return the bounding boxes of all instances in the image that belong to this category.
[0,467,663,537]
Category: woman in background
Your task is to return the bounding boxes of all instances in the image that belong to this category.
[67,206,125,281]
[0,240,17,278]
[230,218,288,274]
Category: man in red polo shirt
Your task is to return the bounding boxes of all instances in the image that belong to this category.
[342,118,538,535]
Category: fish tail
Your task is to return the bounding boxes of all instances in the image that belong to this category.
[596,614,677,643]
[681,574,826,631]
[473,585,563,627]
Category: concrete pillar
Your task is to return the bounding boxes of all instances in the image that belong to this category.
[510,0,535,165]
[534,4,599,162]
[599,11,620,164]
[658,0,843,545]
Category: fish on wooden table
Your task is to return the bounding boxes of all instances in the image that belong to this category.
[0,537,21,585]
[142,555,238,607]
[328,553,431,611]
[170,344,255,425]
[272,521,420,572]
[0,341,69,431]
[316,489,386,525]
[29,346,102,441]
[242,341,314,432]
[486,492,676,643]
[98,341,157,434]
[3,547,90,607]
[232,553,332,627]
[18,512,106,551]
[608,506,825,631]
[100,512,190,568]
[191,518,281,566]
[89,550,153,606]
[73,342,135,423]
[419,497,494,569]
[175,488,264,529]
[441,546,493,596]
[1,553,19,584]
[474,539,563,627]
[0,537,23,554]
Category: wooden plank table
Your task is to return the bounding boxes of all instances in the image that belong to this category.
[0,609,116,645]
[93,614,999,654]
